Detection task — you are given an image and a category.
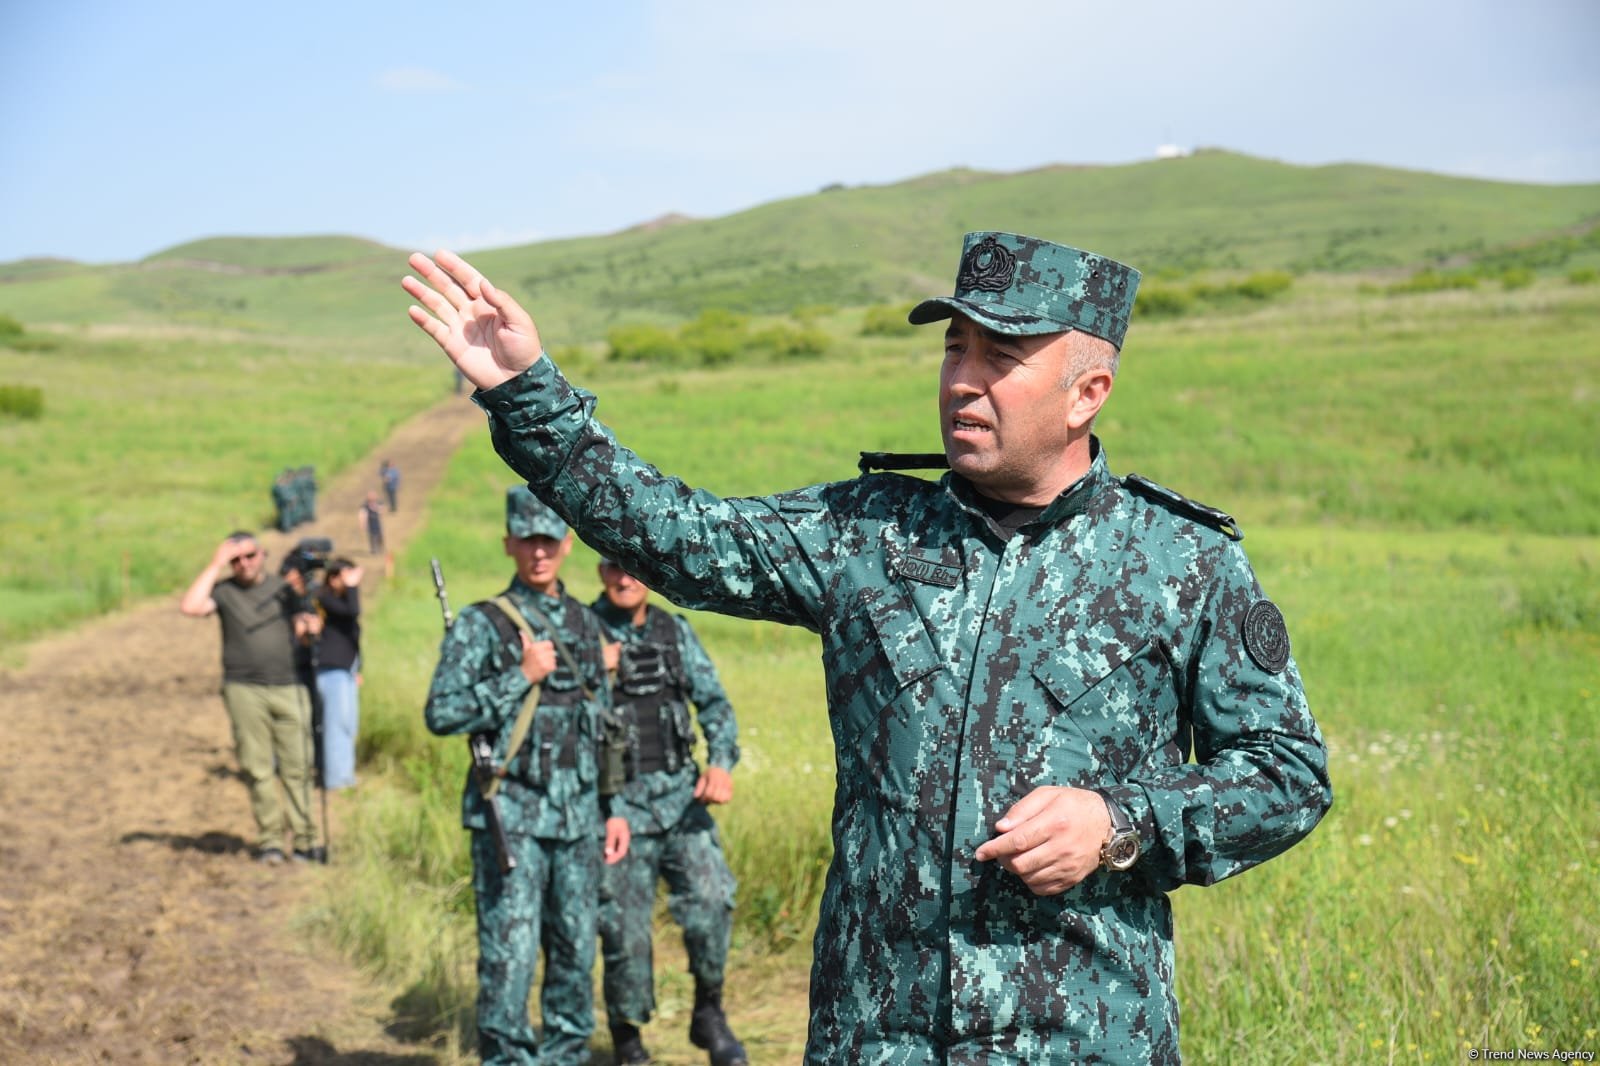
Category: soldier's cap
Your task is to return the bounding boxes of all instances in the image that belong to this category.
[908,231,1141,349]
[505,486,568,540]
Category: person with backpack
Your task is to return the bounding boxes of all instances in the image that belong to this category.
[423,487,630,1066]
[592,558,745,1066]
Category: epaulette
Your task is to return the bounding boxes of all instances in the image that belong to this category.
[858,452,950,475]
[1123,473,1243,541]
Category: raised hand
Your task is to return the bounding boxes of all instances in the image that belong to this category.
[402,250,544,391]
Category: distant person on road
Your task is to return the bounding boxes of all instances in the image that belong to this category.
[403,232,1332,1063]
[179,531,321,864]
[358,491,385,556]
[313,558,363,790]
[423,487,631,1066]
[380,459,401,512]
[592,558,746,1066]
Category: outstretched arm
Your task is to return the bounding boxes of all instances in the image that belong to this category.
[402,251,544,391]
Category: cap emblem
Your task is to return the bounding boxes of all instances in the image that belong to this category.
[957,236,1016,293]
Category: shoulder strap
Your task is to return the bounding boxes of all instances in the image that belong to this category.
[481,596,545,798]
[1123,473,1244,542]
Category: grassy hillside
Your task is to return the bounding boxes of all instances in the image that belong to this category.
[4,151,1597,346]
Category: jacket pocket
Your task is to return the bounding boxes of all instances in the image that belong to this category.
[1032,637,1175,783]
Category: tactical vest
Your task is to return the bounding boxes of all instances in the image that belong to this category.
[615,606,695,776]
[474,596,626,792]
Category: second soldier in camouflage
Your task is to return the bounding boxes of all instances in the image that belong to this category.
[593,559,746,1065]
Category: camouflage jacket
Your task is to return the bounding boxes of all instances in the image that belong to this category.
[591,599,740,834]
[423,576,612,842]
[475,360,1332,1062]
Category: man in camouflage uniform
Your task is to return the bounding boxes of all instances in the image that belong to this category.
[424,488,632,1066]
[404,232,1333,1064]
[592,558,746,1066]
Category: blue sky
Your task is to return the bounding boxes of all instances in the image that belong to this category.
[2,0,1597,264]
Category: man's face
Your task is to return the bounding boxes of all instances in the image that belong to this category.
[938,314,1083,504]
[598,563,650,614]
[227,539,266,586]
[504,532,572,593]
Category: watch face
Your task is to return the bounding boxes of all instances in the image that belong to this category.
[1104,833,1140,872]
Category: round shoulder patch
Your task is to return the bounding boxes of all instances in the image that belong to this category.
[1242,600,1291,674]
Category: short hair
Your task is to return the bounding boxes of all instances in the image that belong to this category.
[226,530,256,543]
[1061,330,1119,390]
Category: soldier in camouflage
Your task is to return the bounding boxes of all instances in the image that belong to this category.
[592,559,746,1066]
[404,232,1333,1064]
[423,488,632,1066]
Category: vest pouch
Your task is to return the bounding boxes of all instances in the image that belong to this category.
[597,709,628,797]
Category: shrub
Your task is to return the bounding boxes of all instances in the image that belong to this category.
[1233,270,1294,300]
[680,309,749,367]
[606,323,689,365]
[0,314,22,338]
[1568,266,1598,286]
[1499,268,1535,291]
[1386,270,1480,295]
[0,384,44,419]
[1134,285,1195,318]
[750,323,831,360]
[860,303,917,337]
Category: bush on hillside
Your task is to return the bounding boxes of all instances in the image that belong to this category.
[750,322,830,360]
[1134,285,1195,319]
[1568,266,1598,286]
[607,309,832,367]
[0,384,44,419]
[0,314,22,337]
[1499,268,1535,291]
[1387,270,1480,295]
[607,323,691,366]
[680,309,749,367]
[860,303,918,337]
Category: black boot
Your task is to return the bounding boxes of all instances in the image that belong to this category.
[688,981,748,1066]
[610,1021,652,1065]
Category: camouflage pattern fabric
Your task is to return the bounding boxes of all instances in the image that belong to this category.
[590,599,740,1027]
[424,576,613,1065]
[473,360,1332,1063]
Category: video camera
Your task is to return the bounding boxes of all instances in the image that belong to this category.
[280,537,334,585]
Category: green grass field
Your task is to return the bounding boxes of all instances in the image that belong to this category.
[5,154,1597,1062]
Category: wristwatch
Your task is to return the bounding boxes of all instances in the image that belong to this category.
[1097,792,1140,872]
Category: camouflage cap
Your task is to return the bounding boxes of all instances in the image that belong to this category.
[908,231,1141,348]
[505,485,568,539]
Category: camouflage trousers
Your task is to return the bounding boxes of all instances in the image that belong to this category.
[471,826,602,1066]
[598,801,736,1027]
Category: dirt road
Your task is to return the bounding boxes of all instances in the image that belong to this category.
[0,395,485,1065]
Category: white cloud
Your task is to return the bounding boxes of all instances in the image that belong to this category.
[376,67,466,93]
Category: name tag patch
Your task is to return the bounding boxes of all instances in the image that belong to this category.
[896,552,961,588]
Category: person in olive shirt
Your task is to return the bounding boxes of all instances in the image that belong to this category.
[180,531,321,864]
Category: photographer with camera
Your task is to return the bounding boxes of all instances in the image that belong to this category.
[180,531,322,865]
[312,558,363,790]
